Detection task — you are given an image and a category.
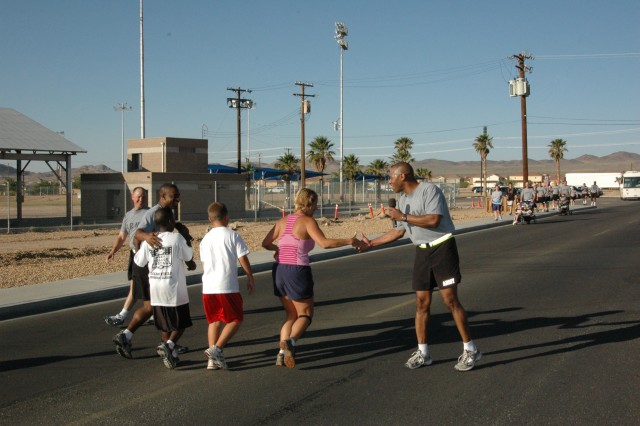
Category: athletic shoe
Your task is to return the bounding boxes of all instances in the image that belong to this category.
[454,350,482,372]
[113,331,132,359]
[404,350,433,369]
[156,342,177,369]
[204,345,228,370]
[104,315,125,327]
[280,339,296,368]
[276,353,285,367]
[175,344,188,355]
[206,359,219,370]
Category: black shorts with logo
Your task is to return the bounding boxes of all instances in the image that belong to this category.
[412,237,462,291]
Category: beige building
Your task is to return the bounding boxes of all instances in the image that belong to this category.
[508,175,545,187]
[81,137,246,223]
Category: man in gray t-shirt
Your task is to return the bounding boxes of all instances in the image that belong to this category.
[359,162,482,372]
[520,181,535,203]
[104,187,148,327]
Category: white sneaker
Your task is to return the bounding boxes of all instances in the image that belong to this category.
[206,359,219,370]
[204,345,228,369]
[454,350,482,371]
[404,350,433,369]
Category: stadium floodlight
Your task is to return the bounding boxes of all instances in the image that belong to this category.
[335,22,348,202]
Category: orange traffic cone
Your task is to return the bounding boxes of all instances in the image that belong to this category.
[380,203,386,216]
[334,203,339,221]
[282,206,286,218]
[368,202,374,219]
[471,199,475,208]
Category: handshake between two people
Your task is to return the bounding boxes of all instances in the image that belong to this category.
[350,232,372,253]
[351,199,403,253]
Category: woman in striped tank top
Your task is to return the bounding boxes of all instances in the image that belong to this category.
[262,188,360,368]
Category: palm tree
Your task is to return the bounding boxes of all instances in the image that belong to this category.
[391,136,415,164]
[415,167,433,181]
[366,159,388,202]
[548,138,568,183]
[275,151,299,202]
[307,136,335,208]
[472,133,493,196]
[343,154,361,203]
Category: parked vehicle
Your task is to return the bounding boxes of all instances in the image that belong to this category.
[620,171,640,200]
[266,187,285,194]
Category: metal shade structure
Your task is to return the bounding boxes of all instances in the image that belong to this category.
[0,108,87,226]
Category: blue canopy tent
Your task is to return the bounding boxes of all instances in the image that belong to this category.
[208,164,327,181]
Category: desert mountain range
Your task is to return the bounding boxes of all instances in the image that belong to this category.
[1,151,639,183]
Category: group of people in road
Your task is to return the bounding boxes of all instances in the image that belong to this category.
[105,162,483,373]
[489,180,601,225]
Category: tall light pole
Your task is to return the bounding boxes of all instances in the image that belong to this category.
[335,22,348,202]
[114,102,132,213]
[139,0,145,138]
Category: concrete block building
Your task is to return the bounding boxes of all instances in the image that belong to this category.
[81,137,246,223]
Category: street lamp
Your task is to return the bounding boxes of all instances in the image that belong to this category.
[335,22,348,202]
[114,102,132,213]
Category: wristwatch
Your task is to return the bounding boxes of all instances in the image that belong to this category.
[401,214,408,222]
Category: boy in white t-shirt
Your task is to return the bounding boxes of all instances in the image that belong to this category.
[134,207,194,369]
[200,202,254,370]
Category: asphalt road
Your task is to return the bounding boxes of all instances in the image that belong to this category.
[1,199,639,425]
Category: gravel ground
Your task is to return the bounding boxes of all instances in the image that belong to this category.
[0,207,489,288]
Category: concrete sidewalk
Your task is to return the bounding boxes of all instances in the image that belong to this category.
[0,206,592,321]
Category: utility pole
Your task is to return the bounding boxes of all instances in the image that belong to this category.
[482,126,487,192]
[509,51,533,183]
[294,81,315,189]
[227,87,253,174]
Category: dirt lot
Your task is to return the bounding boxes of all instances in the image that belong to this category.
[0,206,490,289]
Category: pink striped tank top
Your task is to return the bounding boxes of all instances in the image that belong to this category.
[277,214,315,266]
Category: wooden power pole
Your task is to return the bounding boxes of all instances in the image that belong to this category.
[294,81,315,189]
[509,51,533,184]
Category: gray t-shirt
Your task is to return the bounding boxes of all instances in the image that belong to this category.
[137,204,162,234]
[521,187,535,201]
[397,182,455,245]
[491,189,503,204]
[120,207,149,251]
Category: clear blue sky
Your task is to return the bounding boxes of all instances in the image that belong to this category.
[2,0,639,172]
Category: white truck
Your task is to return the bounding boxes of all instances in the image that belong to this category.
[565,172,620,189]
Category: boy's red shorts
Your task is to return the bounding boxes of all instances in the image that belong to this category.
[202,293,244,323]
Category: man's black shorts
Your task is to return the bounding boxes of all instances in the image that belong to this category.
[132,262,151,301]
[127,250,135,281]
[412,237,462,291]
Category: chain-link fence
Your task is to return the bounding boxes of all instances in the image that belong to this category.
[243,178,459,220]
